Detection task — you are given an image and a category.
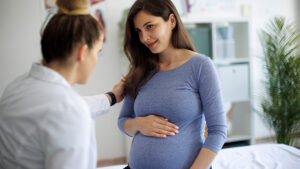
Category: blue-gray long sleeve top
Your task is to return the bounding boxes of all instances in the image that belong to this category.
[118,54,227,169]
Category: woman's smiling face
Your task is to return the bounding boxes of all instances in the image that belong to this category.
[133,10,175,54]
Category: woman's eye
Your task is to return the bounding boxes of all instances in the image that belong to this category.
[146,24,153,30]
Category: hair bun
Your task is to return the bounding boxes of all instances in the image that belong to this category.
[56,0,90,15]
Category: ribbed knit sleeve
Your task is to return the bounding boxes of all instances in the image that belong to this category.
[118,95,136,136]
[197,57,227,153]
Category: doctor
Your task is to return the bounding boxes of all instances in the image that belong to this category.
[0,0,124,169]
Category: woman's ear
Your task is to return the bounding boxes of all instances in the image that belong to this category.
[76,44,88,62]
[169,13,176,29]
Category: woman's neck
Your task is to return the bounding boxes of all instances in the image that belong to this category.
[158,48,197,71]
[44,61,77,85]
[158,46,179,64]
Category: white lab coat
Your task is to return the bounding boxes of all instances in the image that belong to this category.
[0,63,110,169]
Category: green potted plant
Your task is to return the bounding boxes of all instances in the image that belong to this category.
[260,16,300,145]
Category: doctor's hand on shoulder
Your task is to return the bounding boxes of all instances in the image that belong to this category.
[106,78,126,106]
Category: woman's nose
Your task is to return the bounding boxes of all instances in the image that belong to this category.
[139,31,149,43]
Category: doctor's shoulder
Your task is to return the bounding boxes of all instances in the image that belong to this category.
[34,86,91,139]
[36,88,92,149]
[40,84,90,116]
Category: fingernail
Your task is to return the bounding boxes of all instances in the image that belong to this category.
[175,130,179,134]
[175,126,179,129]
[170,133,175,136]
[163,135,167,138]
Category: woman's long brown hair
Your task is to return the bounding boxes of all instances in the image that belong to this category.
[124,0,196,98]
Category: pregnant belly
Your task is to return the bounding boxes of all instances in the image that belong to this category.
[129,132,202,169]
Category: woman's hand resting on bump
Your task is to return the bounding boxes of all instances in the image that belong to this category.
[135,115,179,138]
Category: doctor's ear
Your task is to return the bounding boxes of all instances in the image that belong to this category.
[76,44,88,62]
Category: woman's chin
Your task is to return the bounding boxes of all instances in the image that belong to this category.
[149,48,160,54]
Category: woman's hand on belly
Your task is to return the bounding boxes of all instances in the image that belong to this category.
[136,115,179,138]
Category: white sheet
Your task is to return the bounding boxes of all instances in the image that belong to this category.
[98,144,300,169]
[98,164,126,169]
[212,144,300,169]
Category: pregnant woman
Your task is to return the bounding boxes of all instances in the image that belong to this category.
[118,0,227,168]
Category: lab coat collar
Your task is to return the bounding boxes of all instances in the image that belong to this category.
[29,63,71,88]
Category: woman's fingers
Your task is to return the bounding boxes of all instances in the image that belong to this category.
[155,128,176,136]
[154,123,179,134]
[150,127,177,138]
[138,115,180,138]
[150,132,167,138]
[155,118,179,130]
[150,118,179,137]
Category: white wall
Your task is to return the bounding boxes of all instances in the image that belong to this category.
[0,0,43,95]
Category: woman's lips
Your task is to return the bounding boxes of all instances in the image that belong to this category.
[147,41,157,48]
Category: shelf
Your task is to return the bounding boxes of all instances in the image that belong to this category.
[213,58,249,66]
[226,135,251,143]
[181,16,250,24]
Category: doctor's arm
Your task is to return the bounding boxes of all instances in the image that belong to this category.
[83,79,125,118]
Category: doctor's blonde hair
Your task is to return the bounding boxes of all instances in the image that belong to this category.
[41,0,102,64]
[56,0,90,15]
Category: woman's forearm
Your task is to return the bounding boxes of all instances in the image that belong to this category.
[123,118,141,136]
[190,147,216,169]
